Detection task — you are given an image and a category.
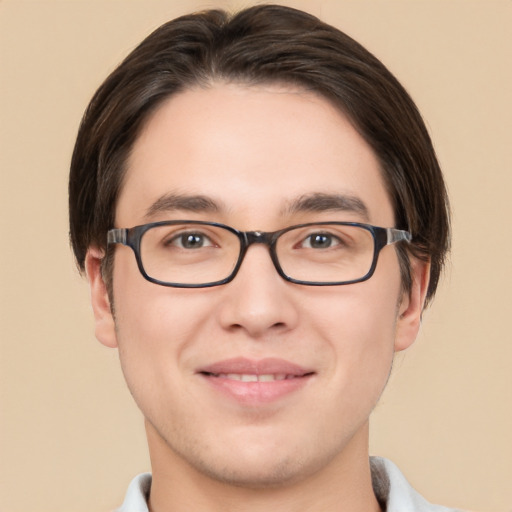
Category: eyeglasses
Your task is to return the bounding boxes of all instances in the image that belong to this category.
[107,221,411,288]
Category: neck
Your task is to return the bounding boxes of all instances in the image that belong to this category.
[146,420,381,512]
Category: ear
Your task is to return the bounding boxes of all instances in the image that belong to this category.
[394,258,430,352]
[85,247,118,348]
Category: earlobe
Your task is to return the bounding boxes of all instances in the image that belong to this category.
[394,258,431,352]
[85,247,118,348]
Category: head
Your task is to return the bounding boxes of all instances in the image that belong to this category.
[69,4,450,492]
[70,4,449,303]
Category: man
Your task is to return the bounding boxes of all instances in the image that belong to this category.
[69,5,455,511]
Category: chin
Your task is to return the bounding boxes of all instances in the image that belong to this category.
[193,455,313,489]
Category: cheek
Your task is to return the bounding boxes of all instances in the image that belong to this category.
[309,272,401,400]
[112,287,207,429]
[112,247,211,338]
[111,253,222,378]
[111,254,196,386]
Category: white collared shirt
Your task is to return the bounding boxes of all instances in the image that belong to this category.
[115,457,462,511]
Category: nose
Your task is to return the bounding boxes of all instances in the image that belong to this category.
[216,244,300,338]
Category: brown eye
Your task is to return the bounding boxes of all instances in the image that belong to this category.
[301,233,341,249]
[168,232,214,249]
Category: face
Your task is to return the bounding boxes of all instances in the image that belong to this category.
[87,83,427,488]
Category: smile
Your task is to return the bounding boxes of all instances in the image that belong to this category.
[203,373,304,382]
[197,358,315,405]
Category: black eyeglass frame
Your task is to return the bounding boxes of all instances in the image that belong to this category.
[107,220,411,288]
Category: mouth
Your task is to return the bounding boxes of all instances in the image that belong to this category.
[201,372,310,382]
[197,358,315,404]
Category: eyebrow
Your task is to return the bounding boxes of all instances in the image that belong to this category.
[284,192,370,220]
[144,193,221,219]
[144,191,369,221]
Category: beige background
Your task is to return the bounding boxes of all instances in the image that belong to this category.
[1,1,511,511]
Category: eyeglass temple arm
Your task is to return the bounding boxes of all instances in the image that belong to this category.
[107,228,127,245]
[386,228,412,245]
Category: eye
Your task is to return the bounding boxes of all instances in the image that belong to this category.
[301,232,341,249]
[167,232,214,249]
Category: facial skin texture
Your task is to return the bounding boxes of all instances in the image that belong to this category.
[86,84,429,512]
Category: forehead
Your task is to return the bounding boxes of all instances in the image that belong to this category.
[117,83,394,227]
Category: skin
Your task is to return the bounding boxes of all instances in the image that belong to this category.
[86,84,429,512]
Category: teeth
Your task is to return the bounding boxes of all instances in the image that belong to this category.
[241,374,258,382]
[215,373,293,382]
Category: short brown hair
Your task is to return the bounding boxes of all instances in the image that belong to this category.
[69,4,450,304]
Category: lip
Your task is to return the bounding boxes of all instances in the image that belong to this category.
[197,357,315,405]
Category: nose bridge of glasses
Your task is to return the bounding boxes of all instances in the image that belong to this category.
[239,231,281,272]
[243,230,275,247]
